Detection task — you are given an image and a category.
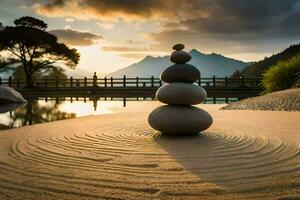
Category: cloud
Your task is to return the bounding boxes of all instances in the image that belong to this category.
[119,53,148,59]
[65,18,74,22]
[125,40,143,44]
[102,46,149,52]
[35,0,300,38]
[148,0,300,54]
[33,0,169,20]
[97,21,115,30]
[49,29,103,46]
[34,0,300,60]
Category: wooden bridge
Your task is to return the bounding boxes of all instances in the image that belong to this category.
[0,76,263,99]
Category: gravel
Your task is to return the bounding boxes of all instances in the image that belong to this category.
[222,88,300,111]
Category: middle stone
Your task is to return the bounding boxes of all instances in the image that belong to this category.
[156,82,207,105]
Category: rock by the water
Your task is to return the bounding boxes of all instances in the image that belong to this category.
[172,43,185,51]
[0,103,25,114]
[170,51,191,64]
[0,86,27,104]
[148,105,213,135]
[160,63,200,83]
[156,83,207,105]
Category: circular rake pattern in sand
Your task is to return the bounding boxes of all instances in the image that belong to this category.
[0,125,299,200]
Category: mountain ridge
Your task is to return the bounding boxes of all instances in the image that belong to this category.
[109,50,251,78]
[241,43,300,77]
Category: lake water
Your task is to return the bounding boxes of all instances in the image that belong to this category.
[0,97,237,130]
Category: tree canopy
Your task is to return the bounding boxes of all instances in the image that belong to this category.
[231,70,242,78]
[242,43,300,77]
[262,54,300,93]
[14,16,47,30]
[0,16,80,87]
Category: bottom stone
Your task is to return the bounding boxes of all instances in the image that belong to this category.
[148,105,213,135]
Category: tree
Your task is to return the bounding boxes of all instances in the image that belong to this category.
[242,43,300,77]
[0,16,80,87]
[11,65,68,83]
[231,70,242,78]
[262,54,300,93]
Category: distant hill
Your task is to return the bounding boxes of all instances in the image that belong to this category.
[0,66,92,79]
[60,66,93,78]
[242,43,300,77]
[109,49,250,78]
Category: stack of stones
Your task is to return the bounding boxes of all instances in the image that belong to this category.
[148,43,213,135]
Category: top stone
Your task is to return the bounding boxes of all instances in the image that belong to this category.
[172,43,185,51]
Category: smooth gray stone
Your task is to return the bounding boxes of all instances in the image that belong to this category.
[160,63,200,83]
[172,43,185,51]
[0,103,26,114]
[0,86,27,103]
[156,83,206,105]
[170,50,191,64]
[148,105,213,135]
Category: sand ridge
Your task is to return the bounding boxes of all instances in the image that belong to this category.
[0,109,299,199]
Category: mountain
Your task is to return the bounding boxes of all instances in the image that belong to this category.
[60,66,93,78]
[109,49,251,78]
[242,43,300,77]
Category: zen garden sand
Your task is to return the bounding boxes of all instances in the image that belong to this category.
[0,103,299,199]
[0,45,299,199]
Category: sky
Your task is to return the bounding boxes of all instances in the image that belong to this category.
[0,0,300,75]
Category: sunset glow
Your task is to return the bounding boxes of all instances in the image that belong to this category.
[1,0,299,74]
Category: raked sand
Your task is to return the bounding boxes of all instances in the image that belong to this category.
[0,103,299,200]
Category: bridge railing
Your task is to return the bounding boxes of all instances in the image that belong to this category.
[0,76,262,89]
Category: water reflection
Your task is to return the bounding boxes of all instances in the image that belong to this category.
[0,100,76,130]
[0,97,155,130]
[0,97,238,130]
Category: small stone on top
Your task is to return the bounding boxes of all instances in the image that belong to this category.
[172,43,185,51]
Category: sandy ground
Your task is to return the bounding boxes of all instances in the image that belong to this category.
[0,103,299,200]
[222,88,300,111]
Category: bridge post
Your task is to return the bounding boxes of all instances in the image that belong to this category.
[136,77,139,87]
[225,76,228,87]
[213,76,216,87]
[70,77,73,87]
[0,77,1,85]
[123,76,126,87]
[93,72,97,88]
[84,77,87,87]
[123,97,126,107]
[56,77,59,88]
[159,80,162,86]
[198,78,201,86]
[111,77,113,87]
[8,76,12,87]
[104,76,107,87]
[151,76,154,87]
[45,77,48,88]
[241,76,245,87]
[213,97,216,104]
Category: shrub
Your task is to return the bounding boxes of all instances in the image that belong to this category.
[262,54,300,93]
